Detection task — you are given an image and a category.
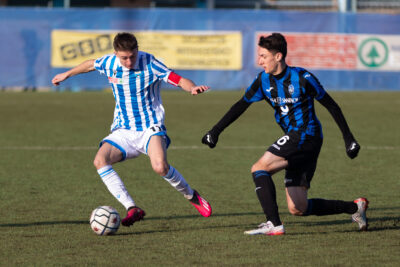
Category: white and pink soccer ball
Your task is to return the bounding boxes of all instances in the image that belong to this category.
[90,206,120,236]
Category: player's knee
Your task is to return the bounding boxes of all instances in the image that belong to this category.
[288,203,307,216]
[93,156,107,169]
[152,162,169,176]
[251,163,273,173]
[250,164,258,173]
[251,163,269,173]
[288,207,304,216]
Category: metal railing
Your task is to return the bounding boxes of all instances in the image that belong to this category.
[3,0,400,13]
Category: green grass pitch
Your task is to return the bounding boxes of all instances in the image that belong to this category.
[0,91,399,265]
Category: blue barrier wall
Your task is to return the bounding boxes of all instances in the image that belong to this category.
[1,7,399,91]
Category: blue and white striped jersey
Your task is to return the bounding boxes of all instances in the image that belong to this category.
[94,51,172,132]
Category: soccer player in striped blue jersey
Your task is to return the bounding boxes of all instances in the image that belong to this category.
[202,33,368,235]
[52,32,212,227]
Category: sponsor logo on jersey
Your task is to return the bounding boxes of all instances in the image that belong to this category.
[266,86,274,92]
[108,77,124,84]
[269,97,299,104]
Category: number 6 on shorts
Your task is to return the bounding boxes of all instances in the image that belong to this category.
[277,135,290,146]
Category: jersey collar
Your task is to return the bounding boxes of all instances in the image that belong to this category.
[272,65,288,80]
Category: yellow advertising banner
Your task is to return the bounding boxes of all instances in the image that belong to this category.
[51,30,242,70]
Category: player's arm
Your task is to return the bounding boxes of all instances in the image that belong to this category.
[202,72,262,148]
[52,59,95,86]
[303,71,360,159]
[167,72,209,95]
[202,97,251,148]
[318,93,360,159]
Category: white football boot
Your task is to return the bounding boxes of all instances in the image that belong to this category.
[244,221,285,236]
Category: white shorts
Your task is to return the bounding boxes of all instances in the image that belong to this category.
[100,125,170,161]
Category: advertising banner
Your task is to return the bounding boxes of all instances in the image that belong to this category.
[2,8,399,90]
[51,30,242,70]
[256,32,400,71]
[357,34,400,71]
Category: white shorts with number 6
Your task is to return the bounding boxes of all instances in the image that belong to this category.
[100,125,170,161]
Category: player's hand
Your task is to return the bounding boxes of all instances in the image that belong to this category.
[191,85,210,95]
[346,140,360,159]
[51,72,69,86]
[202,131,219,148]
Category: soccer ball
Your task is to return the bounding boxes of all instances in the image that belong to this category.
[90,206,121,236]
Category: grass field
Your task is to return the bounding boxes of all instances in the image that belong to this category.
[0,91,399,266]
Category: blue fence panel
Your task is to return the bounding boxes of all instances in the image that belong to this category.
[0,7,399,91]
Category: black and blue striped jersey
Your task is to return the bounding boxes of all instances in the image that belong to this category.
[244,66,325,138]
[206,66,357,157]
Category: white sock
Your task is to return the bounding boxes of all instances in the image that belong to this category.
[163,165,194,199]
[97,165,135,210]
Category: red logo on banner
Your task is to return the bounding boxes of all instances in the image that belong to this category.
[256,33,357,70]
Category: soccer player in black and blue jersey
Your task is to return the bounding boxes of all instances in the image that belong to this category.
[202,33,368,235]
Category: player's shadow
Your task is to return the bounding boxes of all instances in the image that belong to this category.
[117,211,275,236]
[0,211,264,228]
[145,211,266,221]
[0,220,88,227]
[285,215,399,235]
[117,223,251,236]
[2,208,398,234]
[118,211,289,236]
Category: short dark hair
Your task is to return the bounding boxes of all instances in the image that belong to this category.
[258,33,287,60]
[113,32,138,52]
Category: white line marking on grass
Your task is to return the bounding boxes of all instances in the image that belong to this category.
[363,146,397,150]
[169,145,266,150]
[1,145,398,151]
[1,146,97,150]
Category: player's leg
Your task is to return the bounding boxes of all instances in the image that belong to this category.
[283,165,312,216]
[285,164,368,231]
[147,135,192,197]
[285,186,308,215]
[147,135,212,217]
[94,141,145,226]
[94,142,136,209]
[251,151,287,226]
[246,132,316,235]
[244,151,287,235]
[252,150,289,175]
[297,193,367,230]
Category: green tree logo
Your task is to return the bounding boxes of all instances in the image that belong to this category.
[358,38,389,68]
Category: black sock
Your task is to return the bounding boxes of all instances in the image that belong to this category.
[252,171,282,226]
[305,198,357,216]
